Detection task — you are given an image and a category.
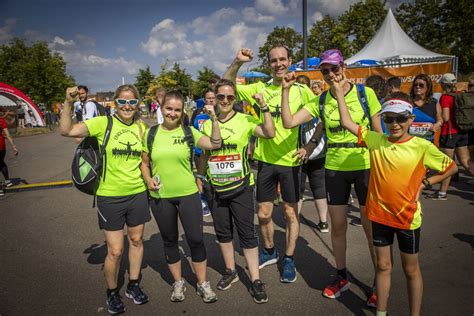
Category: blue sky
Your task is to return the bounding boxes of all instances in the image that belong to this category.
[1,0,408,93]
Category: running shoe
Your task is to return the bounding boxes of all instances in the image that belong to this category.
[125,283,149,305]
[366,290,377,308]
[317,221,329,233]
[466,178,474,185]
[322,275,350,299]
[0,189,4,197]
[425,192,447,200]
[350,217,362,227]
[106,292,125,314]
[201,196,211,216]
[217,268,239,290]
[170,279,186,302]
[259,248,279,269]
[196,281,217,303]
[280,256,297,283]
[5,180,12,187]
[249,279,268,304]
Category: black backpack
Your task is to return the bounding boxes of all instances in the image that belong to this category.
[146,124,194,168]
[454,92,474,132]
[71,116,113,197]
[93,101,106,116]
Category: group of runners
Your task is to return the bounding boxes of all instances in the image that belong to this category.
[58,45,463,316]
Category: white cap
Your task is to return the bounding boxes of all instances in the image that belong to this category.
[381,99,413,114]
[439,73,456,84]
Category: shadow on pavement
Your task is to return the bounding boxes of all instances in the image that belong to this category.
[453,233,474,251]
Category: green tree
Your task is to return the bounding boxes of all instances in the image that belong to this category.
[340,0,386,55]
[193,67,219,97]
[307,15,350,58]
[134,65,155,101]
[145,63,177,103]
[169,63,193,97]
[396,0,474,74]
[0,38,75,105]
[257,26,303,72]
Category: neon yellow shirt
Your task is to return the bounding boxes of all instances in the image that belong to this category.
[304,84,381,171]
[85,116,147,197]
[237,81,314,166]
[359,127,454,230]
[202,112,259,189]
[143,126,203,199]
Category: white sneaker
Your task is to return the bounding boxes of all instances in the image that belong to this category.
[170,279,186,302]
[0,189,4,196]
[5,180,12,187]
[196,281,217,303]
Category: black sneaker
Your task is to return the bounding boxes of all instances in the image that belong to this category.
[106,292,125,314]
[249,279,268,304]
[425,192,447,200]
[350,217,362,227]
[216,268,239,290]
[125,283,149,305]
[317,221,329,233]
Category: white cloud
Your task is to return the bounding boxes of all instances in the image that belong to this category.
[0,18,16,45]
[255,0,288,16]
[311,11,323,23]
[242,7,275,24]
[191,8,238,35]
[310,0,359,16]
[51,36,75,47]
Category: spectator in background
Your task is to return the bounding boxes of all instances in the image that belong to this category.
[17,104,25,128]
[296,74,311,88]
[365,75,388,102]
[155,87,166,124]
[74,85,98,121]
[409,74,443,142]
[386,76,401,95]
[311,81,324,96]
[428,73,474,199]
[0,114,18,194]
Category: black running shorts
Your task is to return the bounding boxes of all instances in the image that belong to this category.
[256,161,300,204]
[300,157,326,200]
[439,132,469,149]
[325,169,370,206]
[372,221,420,254]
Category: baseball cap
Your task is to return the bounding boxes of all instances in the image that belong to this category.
[439,73,457,84]
[380,99,413,115]
[320,49,344,66]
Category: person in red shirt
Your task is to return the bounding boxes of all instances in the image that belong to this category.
[0,115,18,194]
[427,73,474,200]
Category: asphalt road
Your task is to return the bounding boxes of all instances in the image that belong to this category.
[0,129,473,315]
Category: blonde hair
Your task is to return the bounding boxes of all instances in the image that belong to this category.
[113,84,148,138]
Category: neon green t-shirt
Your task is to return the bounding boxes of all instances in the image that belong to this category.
[142,126,203,199]
[359,127,454,230]
[85,116,147,197]
[237,81,314,167]
[304,84,381,171]
[202,112,259,190]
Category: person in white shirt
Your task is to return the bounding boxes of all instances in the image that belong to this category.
[155,87,166,124]
[76,85,97,121]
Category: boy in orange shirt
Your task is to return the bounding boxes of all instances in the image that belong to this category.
[332,74,457,316]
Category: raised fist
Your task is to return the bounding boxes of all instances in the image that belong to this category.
[252,93,266,108]
[65,87,78,103]
[236,48,253,63]
[282,72,297,89]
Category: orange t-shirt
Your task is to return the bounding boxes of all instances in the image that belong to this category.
[359,127,455,230]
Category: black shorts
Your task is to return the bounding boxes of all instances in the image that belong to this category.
[18,113,25,119]
[439,133,469,149]
[300,158,326,200]
[256,161,300,203]
[372,221,420,254]
[469,130,474,146]
[325,169,369,206]
[96,191,151,231]
[212,185,258,249]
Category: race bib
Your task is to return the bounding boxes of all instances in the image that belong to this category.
[209,154,243,183]
[409,122,433,138]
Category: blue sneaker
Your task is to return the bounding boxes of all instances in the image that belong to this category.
[259,248,278,269]
[200,194,211,216]
[280,256,297,283]
[106,292,125,314]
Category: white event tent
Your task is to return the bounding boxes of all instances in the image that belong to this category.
[345,9,456,70]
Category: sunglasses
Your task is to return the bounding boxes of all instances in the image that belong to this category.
[216,94,236,102]
[414,82,426,88]
[382,115,410,124]
[115,98,139,108]
[321,64,341,75]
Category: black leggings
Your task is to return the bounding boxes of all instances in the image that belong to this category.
[150,193,206,264]
[0,150,9,180]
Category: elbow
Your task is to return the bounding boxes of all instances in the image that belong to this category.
[267,129,275,138]
[60,129,69,137]
[282,120,294,129]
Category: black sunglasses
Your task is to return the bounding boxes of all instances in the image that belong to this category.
[321,64,341,75]
[216,94,236,102]
[414,82,426,88]
[382,115,410,124]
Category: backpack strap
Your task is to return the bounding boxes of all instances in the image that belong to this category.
[318,90,328,124]
[182,125,195,170]
[147,125,159,159]
[94,115,113,208]
[356,83,372,128]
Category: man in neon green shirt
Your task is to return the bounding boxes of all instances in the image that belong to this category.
[224,46,314,283]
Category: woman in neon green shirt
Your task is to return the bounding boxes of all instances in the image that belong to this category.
[201,79,275,303]
[140,90,222,303]
[60,84,150,314]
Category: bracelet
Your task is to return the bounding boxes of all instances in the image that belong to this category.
[261,106,270,113]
